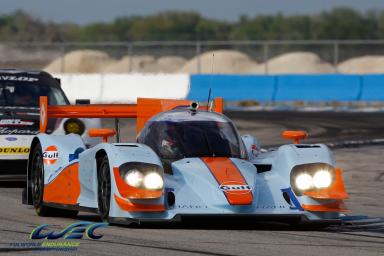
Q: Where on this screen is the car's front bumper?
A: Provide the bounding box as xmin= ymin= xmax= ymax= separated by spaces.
xmin=108 ymin=213 xmax=343 ymax=227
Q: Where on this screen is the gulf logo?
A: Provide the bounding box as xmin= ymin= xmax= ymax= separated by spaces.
xmin=43 ymin=145 xmax=59 ymax=165
xmin=219 ymin=181 xmax=252 ymax=195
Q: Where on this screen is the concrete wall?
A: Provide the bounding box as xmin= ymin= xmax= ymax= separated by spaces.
xmin=58 ymin=74 xmax=189 ymax=103
xmin=188 ymin=74 xmax=384 ymax=102
xmin=56 ymin=74 xmax=384 ymax=103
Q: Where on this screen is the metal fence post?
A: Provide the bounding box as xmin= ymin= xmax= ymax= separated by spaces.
xmin=60 ymin=44 xmax=66 ymax=73
xmin=196 ymin=42 xmax=201 ymax=73
xmin=127 ymin=43 xmax=133 ymax=73
xmin=333 ymin=42 xmax=339 ymax=73
xmin=263 ymin=43 xmax=269 ymax=75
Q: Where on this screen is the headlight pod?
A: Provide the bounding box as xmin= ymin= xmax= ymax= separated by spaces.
xmin=291 ymin=163 xmax=335 ymax=195
xmin=119 ymin=162 xmax=163 ymax=190
xmin=64 ymin=118 xmax=85 ymax=135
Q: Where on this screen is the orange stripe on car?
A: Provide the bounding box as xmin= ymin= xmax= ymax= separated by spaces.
xmin=304 ymin=168 xmax=349 ymax=200
xmin=113 ymin=167 xmax=163 ymax=199
xmin=43 ymin=162 xmax=80 ymax=205
xmin=201 ymin=157 xmax=253 ymax=206
xmin=302 ymin=200 xmax=348 ymax=212
xmin=114 ymin=194 xmax=165 ymax=212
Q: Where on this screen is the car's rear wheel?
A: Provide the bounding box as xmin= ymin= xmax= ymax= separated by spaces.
xmin=98 ymin=155 xmax=111 ymax=221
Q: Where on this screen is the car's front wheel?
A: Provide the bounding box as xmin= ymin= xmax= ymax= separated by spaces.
xmin=98 ymin=155 xmax=111 ymax=221
xmin=30 ymin=142 xmax=54 ymax=216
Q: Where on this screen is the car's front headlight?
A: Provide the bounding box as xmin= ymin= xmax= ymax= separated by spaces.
xmin=143 ymin=172 xmax=164 ymax=190
xmin=313 ymin=170 xmax=332 ymax=189
xmin=295 ymin=173 xmax=313 ymax=191
xmin=291 ymin=163 xmax=335 ymax=195
xmin=119 ymin=162 xmax=164 ymax=190
xmin=124 ymin=169 xmax=144 ymax=187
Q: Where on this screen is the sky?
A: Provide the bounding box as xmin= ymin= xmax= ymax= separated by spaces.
xmin=1 ymin=0 xmax=384 ymax=24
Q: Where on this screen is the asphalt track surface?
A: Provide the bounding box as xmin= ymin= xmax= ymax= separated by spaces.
xmin=226 ymin=110 xmax=384 ymax=147
xmin=0 ymin=111 xmax=383 ymax=255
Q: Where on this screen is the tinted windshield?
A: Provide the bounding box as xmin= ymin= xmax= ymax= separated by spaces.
xmin=139 ymin=120 xmax=243 ymax=159
xmin=0 ymin=82 xmax=67 ymax=107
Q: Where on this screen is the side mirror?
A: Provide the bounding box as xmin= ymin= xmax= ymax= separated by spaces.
xmin=241 ymin=135 xmax=261 ymax=159
xmin=75 ymin=99 xmax=91 ymax=105
xmin=88 ymin=128 xmax=116 ymax=143
xmin=282 ymin=130 xmax=308 ymax=144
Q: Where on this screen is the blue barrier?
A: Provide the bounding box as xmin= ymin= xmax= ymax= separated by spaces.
xmin=188 ymin=74 xmax=384 ymax=101
xmin=275 ymin=75 xmax=361 ymax=101
xmin=188 ymin=75 xmax=275 ymax=101
xmin=361 ymin=75 xmax=384 ymax=101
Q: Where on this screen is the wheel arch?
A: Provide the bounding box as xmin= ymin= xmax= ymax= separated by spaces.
xmin=95 ymin=148 xmax=111 ymax=220
xmin=95 ymin=149 xmax=108 ymax=173
xmin=28 ymin=137 xmax=41 ymax=182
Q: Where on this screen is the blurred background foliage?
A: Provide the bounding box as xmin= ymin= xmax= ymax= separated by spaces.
xmin=1 ymin=8 xmax=384 ymax=42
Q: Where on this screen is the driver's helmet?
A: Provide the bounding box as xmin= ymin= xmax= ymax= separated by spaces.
xmin=159 ymin=124 xmax=182 ymax=158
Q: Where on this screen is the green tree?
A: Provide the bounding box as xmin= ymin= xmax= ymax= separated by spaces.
xmin=0 ymin=8 xmax=383 ymax=42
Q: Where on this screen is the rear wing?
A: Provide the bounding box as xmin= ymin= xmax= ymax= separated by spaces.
xmin=39 ymin=96 xmax=223 ymax=135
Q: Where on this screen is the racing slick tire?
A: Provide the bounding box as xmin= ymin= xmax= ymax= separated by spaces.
xmin=30 ymin=142 xmax=78 ymax=217
xmin=97 ymin=155 xmax=111 ymax=221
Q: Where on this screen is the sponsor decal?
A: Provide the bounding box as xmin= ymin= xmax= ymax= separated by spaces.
xmin=0 ymin=127 xmax=38 ymax=135
xmin=1 ymin=106 xmax=39 ymax=110
xmin=16 ymin=112 xmax=40 ymax=116
xmin=219 ymin=182 xmax=252 ymax=195
xmin=0 ymin=147 xmax=30 ymax=154
xmin=68 ymin=147 xmax=85 ymax=162
xmin=0 ymin=119 xmax=34 ymax=126
xmin=5 ymin=137 xmax=17 ymax=141
xmin=43 ymin=146 xmax=59 ymax=165
xmin=176 ymin=204 xmax=208 ymax=209
xmin=0 ymin=76 xmax=39 ymax=82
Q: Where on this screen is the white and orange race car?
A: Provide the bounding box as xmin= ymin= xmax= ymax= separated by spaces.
xmin=23 ymin=96 xmax=349 ymax=225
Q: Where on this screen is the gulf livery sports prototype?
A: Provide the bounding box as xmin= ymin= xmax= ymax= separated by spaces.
xmin=0 ymin=69 xmax=100 ymax=181
xmin=23 ymin=96 xmax=349 ymax=225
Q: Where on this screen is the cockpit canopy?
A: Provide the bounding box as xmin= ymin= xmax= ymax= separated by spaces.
xmin=138 ymin=110 xmax=246 ymax=160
